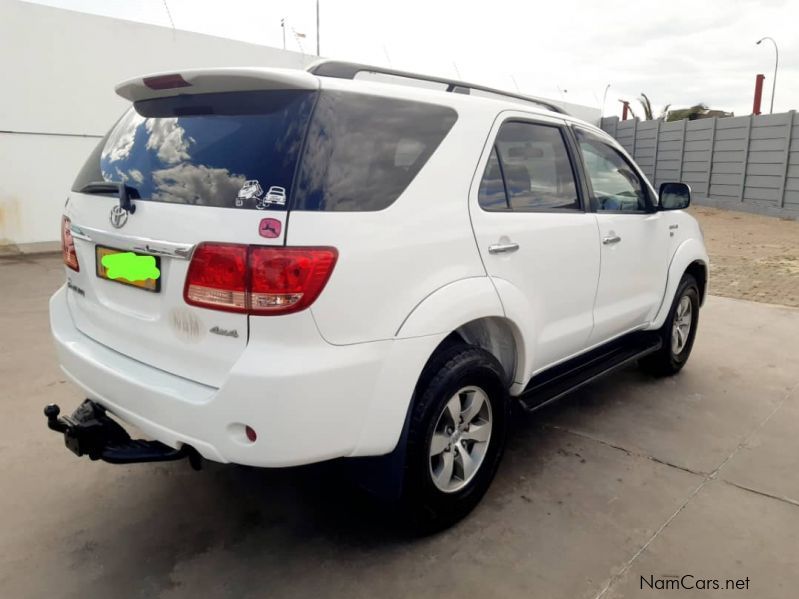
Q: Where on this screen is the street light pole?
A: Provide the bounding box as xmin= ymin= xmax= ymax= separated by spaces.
xmin=756 ymin=36 xmax=778 ymax=114
xmin=601 ymin=83 xmax=611 ymax=118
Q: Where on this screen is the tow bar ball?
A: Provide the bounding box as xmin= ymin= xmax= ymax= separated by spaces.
xmin=45 ymin=404 xmax=68 ymax=433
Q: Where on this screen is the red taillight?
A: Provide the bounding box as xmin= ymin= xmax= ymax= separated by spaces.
xmin=249 ymin=246 xmax=338 ymax=314
xmin=61 ymin=215 xmax=79 ymax=271
xmin=184 ymin=244 xmax=248 ymax=312
xmin=184 ymin=243 xmax=337 ymax=315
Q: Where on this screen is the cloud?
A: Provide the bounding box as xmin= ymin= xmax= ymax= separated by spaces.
xmin=145 ymin=118 xmax=192 ymax=164
xmin=101 ymin=110 xmax=145 ymax=162
xmin=128 ymin=168 xmax=144 ymax=184
xmin=152 ymin=164 xmax=246 ymax=206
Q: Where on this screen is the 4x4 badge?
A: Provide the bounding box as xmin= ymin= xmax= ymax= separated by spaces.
xmin=109 ymin=205 xmax=129 ymax=229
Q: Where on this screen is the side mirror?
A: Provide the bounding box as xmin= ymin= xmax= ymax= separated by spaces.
xmin=659 ymin=182 xmax=691 ymax=211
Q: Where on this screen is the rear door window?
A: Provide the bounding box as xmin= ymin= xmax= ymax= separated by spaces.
xmin=292 ymin=91 xmax=458 ymax=211
xmin=478 ymin=121 xmax=580 ymax=211
xmin=72 ymin=90 xmax=317 ymax=210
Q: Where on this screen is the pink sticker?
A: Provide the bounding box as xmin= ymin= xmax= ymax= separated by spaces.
xmin=258 ymin=218 xmax=282 ymax=239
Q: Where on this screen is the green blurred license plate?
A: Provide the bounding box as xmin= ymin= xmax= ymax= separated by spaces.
xmin=95 ymin=246 xmax=161 ymax=292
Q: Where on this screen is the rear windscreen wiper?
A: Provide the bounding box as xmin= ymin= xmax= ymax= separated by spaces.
xmin=78 ymin=181 xmax=139 ymax=213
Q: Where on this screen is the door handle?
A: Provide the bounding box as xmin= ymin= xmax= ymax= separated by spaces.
xmin=602 ymin=234 xmax=621 ymax=245
xmin=488 ymin=242 xmax=520 ymax=254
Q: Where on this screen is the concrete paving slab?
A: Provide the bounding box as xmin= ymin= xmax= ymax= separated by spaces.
xmin=719 ymin=385 xmax=799 ymax=505
xmin=1 ymin=425 xmax=701 ymax=599
xmin=2 ymin=255 xmax=799 ymax=599
xmin=604 ymin=480 xmax=799 ymax=599
xmin=542 ymin=296 xmax=799 ymax=474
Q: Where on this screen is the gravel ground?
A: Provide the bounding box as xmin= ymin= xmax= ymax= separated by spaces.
xmin=690 ymin=206 xmax=799 ymax=308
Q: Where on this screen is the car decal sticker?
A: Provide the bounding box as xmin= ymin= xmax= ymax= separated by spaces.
xmin=236 ymin=179 xmax=264 ymax=208
xmin=255 ymin=185 xmax=287 ymax=209
xmin=258 ymin=218 xmax=282 ymax=239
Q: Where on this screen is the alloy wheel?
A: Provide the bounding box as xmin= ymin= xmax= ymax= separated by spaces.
xmin=428 ymin=386 xmax=493 ymax=493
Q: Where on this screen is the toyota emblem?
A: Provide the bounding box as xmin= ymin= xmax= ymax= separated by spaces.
xmin=109 ymin=205 xmax=129 ymax=229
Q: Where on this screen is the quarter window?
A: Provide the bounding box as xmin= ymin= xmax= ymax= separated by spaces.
xmin=576 ymin=130 xmax=649 ymax=212
xmin=293 ymin=91 xmax=458 ymax=211
xmin=478 ymin=121 xmax=580 ymax=211
xmin=477 ymin=147 xmax=507 ymax=209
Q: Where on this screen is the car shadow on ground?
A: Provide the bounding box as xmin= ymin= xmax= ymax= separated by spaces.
xmin=118 ymin=364 xmax=647 ymax=546
xmin=23 ymin=364 xmax=676 ymax=597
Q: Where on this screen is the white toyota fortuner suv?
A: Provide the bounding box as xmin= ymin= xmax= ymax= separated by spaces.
xmin=47 ymin=61 xmax=708 ymax=530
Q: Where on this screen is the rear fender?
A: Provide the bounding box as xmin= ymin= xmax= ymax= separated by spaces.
xmin=353 ymin=277 xmax=506 ymax=456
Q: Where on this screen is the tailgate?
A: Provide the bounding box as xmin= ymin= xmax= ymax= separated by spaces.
xmin=62 ymin=85 xmax=317 ymax=387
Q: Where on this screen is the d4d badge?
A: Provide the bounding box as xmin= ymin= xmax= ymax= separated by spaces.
xmin=258 ymin=218 xmax=282 ymax=239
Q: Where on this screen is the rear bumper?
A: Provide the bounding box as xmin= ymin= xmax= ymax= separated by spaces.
xmin=50 ymin=285 xmax=442 ymax=467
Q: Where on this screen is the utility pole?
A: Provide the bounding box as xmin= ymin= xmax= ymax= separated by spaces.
xmin=316 ymin=0 xmax=320 ymax=56
xmin=281 ymin=18 xmax=286 ymax=50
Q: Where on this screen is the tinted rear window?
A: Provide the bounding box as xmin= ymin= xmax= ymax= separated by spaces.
xmin=72 ymin=90 xmax=316 ymax=210
xmin=292 ymin=91 xmax=458 ymax=211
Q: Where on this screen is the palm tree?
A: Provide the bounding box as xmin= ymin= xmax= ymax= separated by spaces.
xmin=639 ymin=93 xmax=655 ymax=120
xmin=639 ymin=93 xmax=671 ymax=121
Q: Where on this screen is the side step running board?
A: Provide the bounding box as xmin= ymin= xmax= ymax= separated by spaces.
xmin=519 ymin=331 xmax=662 ymax=412
xmin=44 ymin=400 xmax=202 ymax=469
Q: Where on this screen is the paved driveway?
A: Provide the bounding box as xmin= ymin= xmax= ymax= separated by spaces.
xmin=2 ymin=255 xmax=798 ymax=599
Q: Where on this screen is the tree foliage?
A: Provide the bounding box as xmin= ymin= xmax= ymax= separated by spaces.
xmin=636 ymin=95 xmax=733 ymax=122
xmin=665 ymin=103 xmax=733 ymax=121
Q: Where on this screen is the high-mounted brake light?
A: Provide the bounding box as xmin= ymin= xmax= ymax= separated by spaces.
xmin=184 ymin=243 xmax=338 ymax=315
xmin=61 ymin=215 xmax=79 ymax=271
xmin=143 ymin=73 xmax=191 ymax=90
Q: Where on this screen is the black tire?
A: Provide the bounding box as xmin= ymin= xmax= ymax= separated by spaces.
xmin=639 ymin=273 xmax=700 ymax=376
xmin=400 ymin=344 xmax=509 ymax=533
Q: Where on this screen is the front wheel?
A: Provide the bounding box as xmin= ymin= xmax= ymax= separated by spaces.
xmin=639 ymin=273 xmax=700 ymax=376
xmin=401 ymin=344 xmax=509 ymax=532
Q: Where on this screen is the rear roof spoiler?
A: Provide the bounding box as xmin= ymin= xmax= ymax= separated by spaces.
xmin=115 ymin=67 xmax=319 ymax=102
xmin=307 ymin=59 xmax=568 ymax=115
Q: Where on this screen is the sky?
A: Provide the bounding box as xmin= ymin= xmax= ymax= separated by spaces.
xmin=26 ymin=0 xmax=799 ymax=118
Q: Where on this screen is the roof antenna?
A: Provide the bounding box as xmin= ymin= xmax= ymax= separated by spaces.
xmin=452 ymin=61 xmax=462 ymax=79
xmin=292 ymin=26 xmax=307 ymax=55
xmin=161 ymin=0 xmax=176 ymax=38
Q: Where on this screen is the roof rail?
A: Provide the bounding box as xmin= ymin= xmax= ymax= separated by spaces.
xmin=307 ymin=60 xmax=568 ymax=116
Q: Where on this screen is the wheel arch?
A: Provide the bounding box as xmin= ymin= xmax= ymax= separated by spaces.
xmin=395 ymin=277 xmax=528 ymax=390
xmin=651 ymin=238 xmax=709 ymax=329
xmin=685 ymin=260 xmax=708 ymax=306
xmin=442 ymin=316 xmax=524 ymax=389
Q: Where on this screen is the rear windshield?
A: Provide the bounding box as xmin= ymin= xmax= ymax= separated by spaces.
xmin=72 ymin=90 xmax=316 ymax=210
xmin=73 ymin=89 xmax=457 ymax=212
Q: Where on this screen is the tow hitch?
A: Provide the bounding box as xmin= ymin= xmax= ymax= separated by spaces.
xmin=44 ymin=400 xmax=202 ymax=470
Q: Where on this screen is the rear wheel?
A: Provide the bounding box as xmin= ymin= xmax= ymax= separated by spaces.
xmin=401 ymin=344 xmax=509 ymax=532
xmin=639 ymin=273 xmax=700 ymax=376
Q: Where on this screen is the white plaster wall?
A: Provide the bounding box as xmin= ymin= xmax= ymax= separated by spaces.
xmin=0 ymin=0 xmax=313 ymax=250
